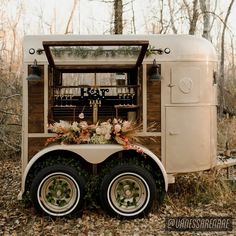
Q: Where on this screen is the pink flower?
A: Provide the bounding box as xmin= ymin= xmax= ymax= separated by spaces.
xmin=80 ymin=121 xmax=88 ymax=130
xmin=105 ymin=133 xmax=111 ymax=140
xmin=114 ymin=124 xmax=121 ymax=133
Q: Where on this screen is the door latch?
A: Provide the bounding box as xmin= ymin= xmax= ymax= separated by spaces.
xmin=169 ymin=131 xmax=179 ymax=136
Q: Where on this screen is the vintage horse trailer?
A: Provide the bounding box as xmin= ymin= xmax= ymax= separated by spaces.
xmin=19 ymin=34 xmax=218 ymax=218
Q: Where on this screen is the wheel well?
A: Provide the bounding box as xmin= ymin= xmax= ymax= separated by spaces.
xmin=25 ymin=150 xmax=91 ymax=195
xmin=24 ymin=149 xmax=165 ymax=208
xmin=98 ymin=149 xmax=166 ymax=192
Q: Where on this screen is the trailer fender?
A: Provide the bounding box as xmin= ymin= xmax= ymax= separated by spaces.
xmin=135 ymin=145 xmax=168 ymax=191
xmin=18 ymin=144 xmax=168 ymax=199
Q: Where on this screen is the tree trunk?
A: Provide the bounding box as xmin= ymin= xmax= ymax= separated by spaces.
xmin=114 ymin=0 xmax=123 ymax=34
xmin=168 ymin=0 xmax=178 ymax=34
xmin=199 ymin=0 xmax=211 ymax=40
xmin=218 ymin=0 xmax=235 ymax=117
xmin=231 ymin=36 xmax=236 ymax=87
xmin=131 ymin=0 xmax=136 ymax=34
xmin=188 ymin=0 xmax=199 ymax=35
xmin=65 ymin=0 xmax=79 ymax=34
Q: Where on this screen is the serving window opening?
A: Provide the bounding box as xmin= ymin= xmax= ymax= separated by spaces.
xmin=49 ymin=71 xmax=140 ymax=124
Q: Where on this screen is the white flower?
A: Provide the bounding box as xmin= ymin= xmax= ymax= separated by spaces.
xmin=100 ymin=122 xmax=112 ymax=134
xmin=71 ymin=122 xmax=80 ymax=132
xmin=113 ymin=118 xmax=118 ymax=124
xmin=59 ymin=120 xmax=71 ymax=127
xmin=90 ymin=134 xmax=109 ymax=144
xmin=121 ymin=121 xmax=131 ymax=132
xmin=96 ymin=127 xmax=102 ymax=135
xmin=51 ymin=120 xmax=70 ymax=133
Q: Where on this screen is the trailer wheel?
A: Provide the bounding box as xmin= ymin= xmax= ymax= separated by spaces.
xmin=100 ymin=164 xmax=156 ymax=218
xmin=30 ymin=164 xmax=85 ymax=217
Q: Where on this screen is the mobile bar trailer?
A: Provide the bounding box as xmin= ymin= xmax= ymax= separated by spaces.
xmin=18 ymin=34 xmax=232 ymax=219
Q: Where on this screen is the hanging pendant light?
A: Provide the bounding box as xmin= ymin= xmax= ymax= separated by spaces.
xmin=149 ymin=59 xmax=161 ymax=80
xmin=26 ymin=59 xmax=41 ymax=81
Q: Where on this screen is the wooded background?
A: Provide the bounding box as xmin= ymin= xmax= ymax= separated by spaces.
xmin=0 ymin=0 xmax=236 ymax=157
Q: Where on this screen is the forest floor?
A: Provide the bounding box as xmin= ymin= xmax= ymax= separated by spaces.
xmin=0 ymin=155 xmax=235 ymax=236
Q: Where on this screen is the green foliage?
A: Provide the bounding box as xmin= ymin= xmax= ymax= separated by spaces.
xmin=51 ymin=46 xmax=141 ymax=59
xmin=84 ymin=174 xmax=100 ymax=209
xmin=23 ymin=150 xmax=166 ymax=210
xmin=24 ymin=154 xmax=87 ymax=198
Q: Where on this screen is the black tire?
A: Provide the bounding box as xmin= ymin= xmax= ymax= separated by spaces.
xmin=30 ymin=164 xmax=85 ymax=217
xmin=100 ymin=164 xmax=157 ymax=218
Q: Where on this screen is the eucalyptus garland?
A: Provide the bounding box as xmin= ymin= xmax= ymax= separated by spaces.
xmin=51 ymin=46 xmax=142 ymax=59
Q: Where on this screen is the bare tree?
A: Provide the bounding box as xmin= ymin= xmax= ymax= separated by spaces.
xmin=114 ymin=0 xmax=123 ymax=34
xmin=168 ymin=0 xmax=178 ymax=34
xmin=130 ymin=0 xmax=136 ymax=34
xmin=183 ymin=0 xmax=199 ymax=35
xmin=231 ymin=36 xmax=236 ymax=87
xmin=8 ymin=4 xmax=23 ymax=73
xmin=65 ymin=0 xmax=79 ymax=34
xmin=145 ymin=0 xmax=170 ymax=34
xmin=158 ymin=0 xmax=164 ymax=34
xmin=218 ymin=0 xmax=235 ymax=117
xmin=0 ymin=0 xmax=22 ymax=157
xmin=199 ymin=0 xmax=211 ymax=40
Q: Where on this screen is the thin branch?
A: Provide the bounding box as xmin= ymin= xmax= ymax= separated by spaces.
xmin=65 ymin=0 xmax=79 ymax=34
xmin=168 ymin=0 xmax=178 ymax=34
xmin=0 ymin=109 xmax=21 ymax=116
xmin=131 ymin=0 xmax=136 ymax=34
xmin=5 ymin=123 xmax=22 ymax=126
xmin=0 ymin=137 xmax=21 ymax=151
xmin=0 ymin=94 xmax=21 ymax=99
xmin=183 ymin=0 xmax=192 ymax=20
xmin=202 ymin=11 xmax=235 ymax=36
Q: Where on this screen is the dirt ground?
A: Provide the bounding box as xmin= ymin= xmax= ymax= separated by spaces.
xmin=0 ymin=155 xmax=235 ymax=236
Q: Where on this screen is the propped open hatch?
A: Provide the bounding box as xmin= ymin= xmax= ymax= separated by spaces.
xmin=43 ymin=40 xmax=149 ymax=72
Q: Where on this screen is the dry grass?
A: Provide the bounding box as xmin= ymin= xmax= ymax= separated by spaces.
xmin=218 ymin=116 xmax=236 ymax=152
xmin=166 ymin=169 xmax=235 ymax=209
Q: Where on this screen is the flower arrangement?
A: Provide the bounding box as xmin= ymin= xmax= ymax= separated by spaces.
xmin=45 ymin=118 xmax=139 ymax=149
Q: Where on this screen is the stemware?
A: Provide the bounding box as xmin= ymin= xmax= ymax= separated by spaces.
xmin=54 ymin=88 xmax=60 ymax=106
xmin=68 ymin=88 xmax=74 ymax=106
xmin=122 ymin=88 xmax=127 ymax=106
xmin=130 ymin=88 xmax=135 ymax=106
xmin=59 ymin=88 xmax=64 ymax=107
xmin=117 ymin=87 xmax=122 ymax=105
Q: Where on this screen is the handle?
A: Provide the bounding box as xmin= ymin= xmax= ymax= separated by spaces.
xmin=169 ymin=131 xmax=179 ymax=136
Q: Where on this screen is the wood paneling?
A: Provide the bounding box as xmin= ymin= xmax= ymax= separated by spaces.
xmin=28 ymin=65 xmax=44 ymax=133
xmin=141 ymin=136 xmax=161 ymax=158
xmin=147 ymin=64 xmax=161 ymax=132
xmin=28 ymin=137 xmax=48 ymax=160
xmin=48 ymin=67 xmax=54 ymax=123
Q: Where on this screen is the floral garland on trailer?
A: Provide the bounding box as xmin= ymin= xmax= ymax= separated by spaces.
xmin=45 ymin=118 xmax=144 ymax=154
